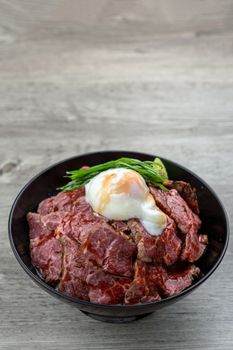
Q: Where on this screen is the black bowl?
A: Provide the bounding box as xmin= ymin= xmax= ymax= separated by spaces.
xmin=9 ymin=151 xmax=229 ymax=323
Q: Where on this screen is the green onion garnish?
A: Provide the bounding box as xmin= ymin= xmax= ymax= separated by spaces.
xmin=59 ymin=157 xmax=168 ymax=192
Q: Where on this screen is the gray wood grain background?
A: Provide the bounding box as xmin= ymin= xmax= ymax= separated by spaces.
xmin=0 ymin=1 xmax=233 ymax=349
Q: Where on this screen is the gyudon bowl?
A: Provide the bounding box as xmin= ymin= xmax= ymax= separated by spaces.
xmin=9 ymin=151 xmax=229 ymax=323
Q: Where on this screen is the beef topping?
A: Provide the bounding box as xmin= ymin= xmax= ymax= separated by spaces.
xmin=28 ymin=183 xmax=206 ymax=304
xmin=149 ymin=187 xmax=207 ymax=263
xmin=30 ymin=235 xmax=62 ymax=283
xmin=166 ymin=180 xmax=200 ymax=214
xmin=128 ymin=218 xmax=182 ymax=265
xmin=149 ymin=187 xmax=201 ymax=235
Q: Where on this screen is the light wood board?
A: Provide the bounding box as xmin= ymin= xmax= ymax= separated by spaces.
xmin=0 ymin=1 xmax=233 ymax=349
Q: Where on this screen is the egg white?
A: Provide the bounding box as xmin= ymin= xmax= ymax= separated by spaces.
xmin=85 ymin=168 xmax=167 ymax=236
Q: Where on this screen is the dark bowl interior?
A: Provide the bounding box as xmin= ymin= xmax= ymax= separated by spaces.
xmin=9 ymin=151 xmax=229 ymax=323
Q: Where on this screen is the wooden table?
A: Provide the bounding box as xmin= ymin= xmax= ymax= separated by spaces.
xmin=1 ymin=1 xmax=233 ymax=349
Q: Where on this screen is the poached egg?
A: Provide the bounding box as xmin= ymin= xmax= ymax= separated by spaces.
xmin=85 ymin=168 xmax=167 ymax=236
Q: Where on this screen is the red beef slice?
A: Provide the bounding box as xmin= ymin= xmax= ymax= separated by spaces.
xmin=38 ymin=188 xmax=85 ymax=215
xmin=28 ymin=211 xmax=65 ymax=283
xmin=27 ymin=212 xmax=66 ymax=239
xmin=125 ymin=260 xmax=150 ymax=304
xmin=126 ymin=261 xmax=200 ymax=303
xmin=125 ymin=260 xmax=200 ymax=304
xmin=79 ymin=222 xmax=137 ymax=277
xmin=146 ymin=263 xmax=200 ymax=298
xmin=128 ymin=218 xmax=181 ymax=266
xmin=181 ymin=231 xmax=208 ymax=262
xmin=166 ymin=180 xmax=200 ymax=214
xmin=162 ymin=265 xmax=200 ymax=296
xmin=58 ymin=236 xmax=130 ymax=304
xmin=149 ymin=187 xmax=206 ymax=263
xmin=58 ymin=236 xmax=89 ymax=300
xmin=56 ymin=200 xmax=107 ymax=244
xmin=103 ymin=236 xmax=137 ymax=277
xmin=149 ymin=187 xmax=201 ymax=235
xmin=86 ymin=270 xmax=130 ymax=304
xmin=30 ymin=236 xmax=62 ymax=283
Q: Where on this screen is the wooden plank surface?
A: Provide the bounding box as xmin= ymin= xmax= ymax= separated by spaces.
xmin=0 ymin=1 xmax=233 ymax=349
